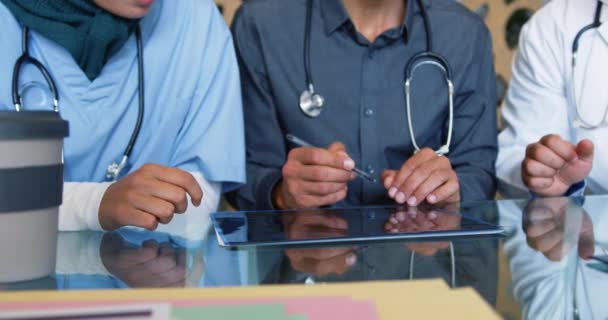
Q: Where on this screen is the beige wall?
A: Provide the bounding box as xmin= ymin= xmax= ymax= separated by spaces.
xmin=215 ymin=0 xmax=241 ymax=25
xmin=462 ymin=0 xmax=543 ymax=81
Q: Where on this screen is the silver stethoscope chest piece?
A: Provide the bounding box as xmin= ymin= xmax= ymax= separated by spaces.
xmin=299 ymin=84 xmax=325 ymax=118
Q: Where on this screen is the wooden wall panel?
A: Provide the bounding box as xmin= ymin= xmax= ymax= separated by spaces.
xmin=462 ymin=0 xmax=543 ymax=80
xmin=215 ymin=0 xmax=242 ymax=25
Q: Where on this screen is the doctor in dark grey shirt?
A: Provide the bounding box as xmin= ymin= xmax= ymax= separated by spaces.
xmin=232 ymin=0 xmax=498 ymax=211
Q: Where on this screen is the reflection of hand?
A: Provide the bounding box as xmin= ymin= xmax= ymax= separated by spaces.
xmin=283 ymin=212 xmax=357 ymax=276
xmin=384 ymin=207 xmax=461 ymax=256
xmin=382 ymin=149 xmax=459 ymax=207
xmin=274 ymin=142 xmax=355 ymax=209
xmin=524 ymin=198 xmax=595 ymax=261
xmin=99 ymin=164 xmax=203 ymax=231
xmin=100 ymin=233 xmax=189 ymax=288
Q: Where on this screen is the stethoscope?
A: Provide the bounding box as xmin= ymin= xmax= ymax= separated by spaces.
xmin=299 ymin=0 xmax=454 ymax=156
xmin=12 ymin=26 xmax=145 ymax=181
xmin=571 ymin=1 xmax=606 ymax=129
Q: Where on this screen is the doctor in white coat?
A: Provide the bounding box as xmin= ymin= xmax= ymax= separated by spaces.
xmin=497 ymin=0 xmax=608 ymax=197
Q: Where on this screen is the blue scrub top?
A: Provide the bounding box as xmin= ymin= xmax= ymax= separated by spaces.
xmin=0 ymin=0 xmax=246 ymax=190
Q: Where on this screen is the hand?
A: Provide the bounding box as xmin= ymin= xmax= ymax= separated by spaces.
xmin=523 ymin=198 xmax=595 ymax=261
xmin=382 ymin=148 xmax=459 ymax=207
xmin=283 ymin=212 xmax=357 ymax=276
xmin=522 ymin=135 xmax=594 ymax=197
xmin=384 ymin=206 xmax=461 ymax=256
xmin=274 ymin=142 xmax=355 ymax=209
xmin=99 ymin=164 xmax=203 ymax=231
xmin=100 ymin=233 xmax=189 ymax=288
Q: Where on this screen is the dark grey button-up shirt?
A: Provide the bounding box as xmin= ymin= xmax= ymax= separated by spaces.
xmin=232 ymin=0 xmax=497 ymax=210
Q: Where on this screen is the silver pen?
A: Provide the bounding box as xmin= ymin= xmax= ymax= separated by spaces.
xmin=286 ymin=134 xmax=378 ymax=183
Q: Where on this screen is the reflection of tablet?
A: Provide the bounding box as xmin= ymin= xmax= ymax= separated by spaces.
xmin=211 ymin=205 xmax=505 ymax=248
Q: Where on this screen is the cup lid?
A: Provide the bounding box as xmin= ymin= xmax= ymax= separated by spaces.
xmin=0 ymin=111 xmax=69 ymax=140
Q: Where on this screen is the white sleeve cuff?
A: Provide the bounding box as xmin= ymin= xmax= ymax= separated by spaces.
xmin=153 ymin=171 xmax=221 ymax=240
xmin=59 ymin=182 xmax=113 ymax=232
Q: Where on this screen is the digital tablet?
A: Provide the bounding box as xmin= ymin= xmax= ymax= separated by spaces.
xmin=211 ymin=205 xmax=505 ymax=248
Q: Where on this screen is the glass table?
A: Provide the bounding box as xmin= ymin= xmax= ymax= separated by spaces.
xmin=2 ymin=195 xmax=608 ymax=320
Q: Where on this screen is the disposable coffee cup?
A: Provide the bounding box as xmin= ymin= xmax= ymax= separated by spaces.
xmin=0 ymin=111 xmax=69 ymax=283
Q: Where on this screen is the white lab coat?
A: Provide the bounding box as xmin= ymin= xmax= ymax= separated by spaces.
xmin=497 ymin=0 xmax=608 ymax=197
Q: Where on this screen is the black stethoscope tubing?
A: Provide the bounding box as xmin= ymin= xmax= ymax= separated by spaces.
xmin=301 ymin=0 xmax=454 ymax=155
xmin=570 ymin=1 xmax=607 ymax=129
xmin=302 ymin=0 xmax=448 ymax=86
xmin=572 ymin=1 xmax=603 ymax=61
xmin=12 ymin=25 xmax=145 ymax=181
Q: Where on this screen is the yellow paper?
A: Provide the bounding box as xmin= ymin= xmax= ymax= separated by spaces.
xmin=0 ymin=280 xmax=499 ymax=319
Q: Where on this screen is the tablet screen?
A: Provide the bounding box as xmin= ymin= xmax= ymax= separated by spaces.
xmin=211 ymin=205 xmax=504 ymax=248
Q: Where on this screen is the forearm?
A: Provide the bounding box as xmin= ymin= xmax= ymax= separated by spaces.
xmin=59 ymin=171 xmax=220 ymax=233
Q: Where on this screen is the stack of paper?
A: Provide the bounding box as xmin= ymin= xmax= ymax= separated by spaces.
xmin=0 ymin=280 xmax=499 ymax=319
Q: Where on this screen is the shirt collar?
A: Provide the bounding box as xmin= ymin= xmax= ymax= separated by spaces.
xmin=321 ymin=0 xmax=432 ymax=37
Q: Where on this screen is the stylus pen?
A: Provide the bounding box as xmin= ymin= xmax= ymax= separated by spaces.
xmin=286 ymin=134 xmax=378 ymax=183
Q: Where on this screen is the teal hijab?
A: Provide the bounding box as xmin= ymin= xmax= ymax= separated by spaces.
xmin=1 ymin=0 xmax=139 ymax=80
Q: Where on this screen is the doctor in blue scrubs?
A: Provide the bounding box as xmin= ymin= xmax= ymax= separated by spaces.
xmin=0 ymin=0 xmax=245 ymax=231
xmin=232 ymin=0 xmax=498 ymax=211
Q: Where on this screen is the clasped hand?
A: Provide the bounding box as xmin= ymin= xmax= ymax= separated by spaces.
xmin=275 ymin=144 xmax=460 ymax=209
xmin=99 ymin=164 xmax=204 ymax=231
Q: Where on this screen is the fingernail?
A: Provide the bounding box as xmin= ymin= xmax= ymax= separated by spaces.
xmin=389 ymin=187 xmax=398 ymax=198
xmin=427 ymin=195 xmax=437 ymax=203
xmin=390 ymin=217 xmax=398 ymax=224
xmin=350 ymin=172 xmax=357 ymax=180
xmin=346 ymin=254 xmax=357 ymax=266
xmin=396 ymin=192 xmax=406 ymax=204
xmin=384 ymin=176 xmax=394 ymax=188
xmin=397 ymin=212 xmax=405 ymax=222
xmin=344 ymin=159 xmax=355 ymax=170
xmin=428 ymin=212 xmax=438 ymax=219
xmin=407 ymin=196 xmax=417 ymax=206
xmin=391 ymin=228 xmax=399 ymax=233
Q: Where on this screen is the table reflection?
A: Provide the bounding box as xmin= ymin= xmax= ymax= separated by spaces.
xmin=100 ymin=232 xmax=202 ymax=288
xmin=282 ymin=211 xmax=356 ymax=277
xmin=501 ymin=197 xmax=608 ymax=319
xmin=274 ymin=206 xmax=498 ymax=305
xmin=523 ymin=198 xmax=595 ymax=261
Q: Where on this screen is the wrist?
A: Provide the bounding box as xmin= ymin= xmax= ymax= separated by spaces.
xmin=272 ymin=180 xmax=288 ymax=209
xmin=530 ymin=183 xmax=571 ymax=198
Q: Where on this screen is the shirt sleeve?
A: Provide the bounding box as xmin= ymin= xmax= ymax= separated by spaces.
xmin=449 ymin=24 xmax=498 ymax=202
xmin=497 ymin=9 xmax=572 ymax=198
xmin=230 ymin=5 xmax=286 ymax=210
xmin=59 ymin=171 xmax=221 ymax=232
xmin=170 ymin=1 xmax=246 ymax=192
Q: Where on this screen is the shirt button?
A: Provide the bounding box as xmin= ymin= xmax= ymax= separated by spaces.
xmin=366 ymin=165 xmax=375 ymax=175
xmin=364 ymin=108 xmax=374 ymax=117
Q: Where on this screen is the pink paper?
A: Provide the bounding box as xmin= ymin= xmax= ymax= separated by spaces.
xmin=0 ymin=296 xmax=378 ymax=320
